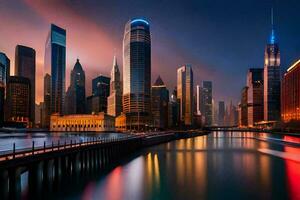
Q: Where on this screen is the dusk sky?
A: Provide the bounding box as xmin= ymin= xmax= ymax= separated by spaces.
xmin=1 ymin=0 xmax=300 ymax=105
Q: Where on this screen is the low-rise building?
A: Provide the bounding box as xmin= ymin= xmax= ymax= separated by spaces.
xmin=50 ymin=113 xmax=115 ymax=132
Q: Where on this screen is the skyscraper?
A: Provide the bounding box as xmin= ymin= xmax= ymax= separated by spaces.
xmin=151 ymin=76 xmax=169 ymax=129
xmin=218 ymin=101 xmax=225 ymax=126
xmin=108 ymin=56 xmax=122 ymax=117
xmin=169 ymin=88 xmax=180 ymax=127
xmin=177 ymin=65 xmax=193 ymax=126
xmin=92 ymin=75 xmax=110 ymax=113
xmin=201 ymin=81 xmax=212 ymax=126
xmin=5 ymin=76 xmax=30 ymax=127
xmin=0 ymin=52 xmax=10 ymax=87
xmin=122 ymin=18 xmax=151 ymax=130
xmin=240 ymin=86 xmax=248 ymax=127
xmin=44 ymin=24 xmax=66 ymax=115
xmin=264 ymin=9 xmax=281 ymax=122
xmin=15 ymin=45 xmax=36 ymax=127
xmin=66 ymin=59 xmax=86 ymax=114
xmin=247 ymin=68 xmax=264 ymax=126
xmin=0 ymin=83 xmax=4 ymax=127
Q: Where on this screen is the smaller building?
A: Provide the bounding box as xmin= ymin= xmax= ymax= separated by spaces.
xmin=50 ymin=113 xmax=115 ymax=132
xmin=115 ymin=113 xmax=151 ymax=131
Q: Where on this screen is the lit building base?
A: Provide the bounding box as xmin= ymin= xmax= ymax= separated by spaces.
xmin=115 ymin=113 xmax=152 ymax=131
xmin=50 ymin=113 xmax=115 ymax=132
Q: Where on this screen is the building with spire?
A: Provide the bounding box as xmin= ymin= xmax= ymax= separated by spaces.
xmin=65 ymin=59 xmax=86 ymax=114
xmin=108 ymin=56 xmax=122 ymax=117
xmin=151 ymin=76 xmax=169 ymax=129
xmin=264 ymin=8 xmax=281 ymax=122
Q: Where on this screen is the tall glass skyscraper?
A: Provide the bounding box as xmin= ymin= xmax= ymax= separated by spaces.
xmin=177 ymin=65 xmax=193 ymax=126
xmin=15 ymin=45 xmax=36 ymax=127
xmin=122 ymin=18 xmax=151 ymax=129
xmin=264 ymin=10 xmax=281 ymax=121
xmin=44 ymin=24 xmax=66 ymax=115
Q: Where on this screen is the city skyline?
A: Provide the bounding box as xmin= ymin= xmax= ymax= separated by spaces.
xmin=2 ymin=0 xmax=300 ymax=104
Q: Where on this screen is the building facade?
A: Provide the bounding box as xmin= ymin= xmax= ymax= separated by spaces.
xmin=65 ymin=59 xmax=86 ymax=114
xmin=92 ymin=75 xmax=110 ymax=113
xmin=122 ymin=18 xmax=151 ymax=130
xmin=44 ymin=24 xmax=66 ymax=115
xmin=5 ymin=76 xmax=30 ymax=127
xmin=264 ymin=17 xmax=281 ymax=122
xmin=0 ymin=83 xmax=4 ymax=127
xmin=177 ymin=65 xmax=193 ymax=126
xmin=247 ymin=68 xmax=264 ymax=127
xmin=201 ymin=81 xmax=212 ymax=126
xmin=50 ymin=113 xmax=115 ymax=132
xmin=107 ymin=56 xmax=122 ymax=117
xmin=151 ymin=76 xmax=169 ymax=129
xmin=281 ymin=59 xmax=300 ymax=122
xmin=15 ymin=45 xmax=36 ymax=127
xmin=168 ymin=88 xmax=180 ymax=127
xmin=42 ymin=74 xmax=51 ymax=128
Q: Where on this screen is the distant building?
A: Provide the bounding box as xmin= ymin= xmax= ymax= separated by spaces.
xmin=107 ymin=56 xmax=122 ymax=117
xmin=177 ymin=65 xmax=193 ymax=126
xmin=151 ymin=76 xmax=169 ymax=129
xmin=65 ymin=59 xmax=86 ymax=114
xmin=247 ymin=68 xmax=264 ymax=127
xmin=228 ymin=101 xmax=238 ymax=126
xmin=196 ymin=85 xmax=201 ymax=115
xmin=218 ymin=101 xmax=225 ymax=126
xmin=168 ymin=88 xmax=180 ymax=127
xmin=44 ymin=24 xmax=66 ymax=115
xmin=5 ymin=76 xmax=30 ymax=127
xmin=50 ymin=113 xmax=115 ymax=132
xmin=281 ymin=59 xmax=300 ymax=122
xmin=42 ymin=74 xmax=51 ymax=128
xmin=0 ymin=52 xmax=10 ymax=87
xmin=35 ymin=102 xmax=43 ymax=128
xmin=264 ymin=12 xmax=281 ymax=122
xmin=239 ymin=87 xmax=248 ymax=127
xmin=15 ymin=45 xmax=36 ymax=127
xmin=122 ymin=18 xmax=151 ymax=130
xmin=201 ymin=81 xmax=212 ymax=126
xmin=92 ymin=75 xmax=110 ymax=113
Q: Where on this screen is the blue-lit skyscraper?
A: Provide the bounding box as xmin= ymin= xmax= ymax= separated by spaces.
xmin=44 ymin=24 xmax=66 ymax=115
xmin=264 ymin=9 xmax=281 ymax=121
xmin=122 ymin=18 xmax=151 ymax=130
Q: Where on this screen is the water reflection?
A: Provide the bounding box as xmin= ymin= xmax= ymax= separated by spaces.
xmin=90 ymin=131 xmax=298 ymax=200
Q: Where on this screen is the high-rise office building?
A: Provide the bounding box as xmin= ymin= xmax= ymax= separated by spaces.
xmin=15 ymin=45 xmax=36 ymax=127
xmin=151 ymin=76 xmax=169 ymax=129
xmin=247 ymin=68 xmax=264 ymax=126
xmin=92 ymin=75 xmax=110 ymax=113
xmin=201 ymin=81 xmax=212 ymax=126
xmin=5 ymin=76 xmax=30 ymax=127
xmin=177 ymin=65 xmax=193 ymax=126
xmin=122 ymin=18 xmax=151 ymax=130
xmin=44 ymin=24 xmax=66 ymax=115
xmin=0 ymin=52 xmax=10 ymax=87
xmin=281 ymin=59 xmax=300 ymax=122
xmin=108 ymin=56 xmax=122 ymax=117
xmin=169 ymin=88 xmax=180 ymax=127
xmin=218 ymin=101 xmax=225 ymax=126
xmin=264 ymin=9 xmax=281 ymax=122
xmin=65 ymin=59 xmax=86 ymax=114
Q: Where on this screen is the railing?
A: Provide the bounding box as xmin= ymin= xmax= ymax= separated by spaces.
xmin=0 ymin=135 xmax=141 ymax=162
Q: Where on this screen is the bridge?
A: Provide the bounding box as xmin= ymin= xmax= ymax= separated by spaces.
xmin=0 ymin=131 xmax=205 ymax=199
